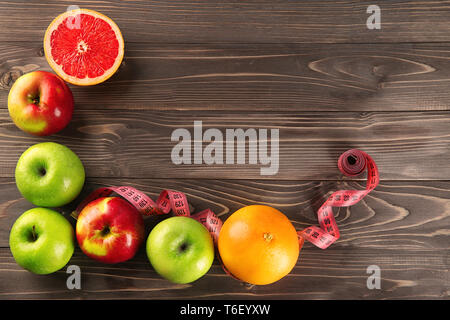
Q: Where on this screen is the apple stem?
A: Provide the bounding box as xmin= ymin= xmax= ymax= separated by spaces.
xmin=38 ymin=167 xmax=46 ymax=176
xmin=27 ymin=93 xmax=40 ymax=105
xmin=100 ymin=225 xmax=110 ymax=237
xmin=179 ymin=243 xmax=188 ymax=253
xmin=31 ymin=225 xmax=37 ymax=241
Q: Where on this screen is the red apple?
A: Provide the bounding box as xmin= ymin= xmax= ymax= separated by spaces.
xmin=8 ymin=70 xmax=74 ymax=136
xmin=76 ymin=197 xmax=145 ymax=264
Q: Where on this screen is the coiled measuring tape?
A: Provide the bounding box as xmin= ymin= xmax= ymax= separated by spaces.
xmin=297 ymin=149 xmax=379 ymax=249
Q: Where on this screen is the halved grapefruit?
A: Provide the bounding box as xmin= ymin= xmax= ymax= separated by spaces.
xmin=44 ymin=9 xmax=124 ymax=86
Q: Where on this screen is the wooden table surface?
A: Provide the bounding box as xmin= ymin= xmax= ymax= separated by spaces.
xmin=0 ymin=0 xmax=449 ymax=300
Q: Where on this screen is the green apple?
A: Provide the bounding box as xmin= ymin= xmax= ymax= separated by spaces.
xmin=146 ymin=216 xmax=215 ymax=284
xmin=9 ymin=207 xmax=75 ymax=274
xmin=15 ymin=142 xmax=85 ymax=207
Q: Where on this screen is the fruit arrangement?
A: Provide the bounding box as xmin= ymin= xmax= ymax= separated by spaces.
xmin=6 ymin=8 xmax=379 ymax=286
xmin=6 ymin=8 xmax=227 ymax=284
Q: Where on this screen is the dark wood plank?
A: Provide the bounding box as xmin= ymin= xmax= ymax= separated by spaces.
xmin=0 ymin=178 xmax=448 ymax=299
xmin=0 ymin=247 xmax=447 ymax=299
xmin=0 ymin=109 xmax=449 ymax=180
xmin=3 ymin=42 xmax=450 ymax=111
xmin=0 ymin=1 xmax=450 ymax=44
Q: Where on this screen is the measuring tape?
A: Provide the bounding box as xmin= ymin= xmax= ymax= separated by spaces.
xmin=71 ymin=149 xmax=379 ymax=273
xmin=297 ymin=149 xmax=379 ymax=249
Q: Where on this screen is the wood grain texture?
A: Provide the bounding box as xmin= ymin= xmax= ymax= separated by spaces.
xmin=3 ymin=42 xmax=450 ymax=111
xmin=0 ymin=247 xmax=448 ymax=299
xmin=1 ymin=0 xmax=450 ymax=44
xmin=0 ymin=178 xmax=448 ymax=299
xmin=0 ymin=0 xmax=449 ymax=301
xmin=0 ymin=109 xmax=448 ymax=180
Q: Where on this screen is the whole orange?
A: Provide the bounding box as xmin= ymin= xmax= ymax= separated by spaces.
xmin=218 ymin=205 xmax=301 ymax=285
